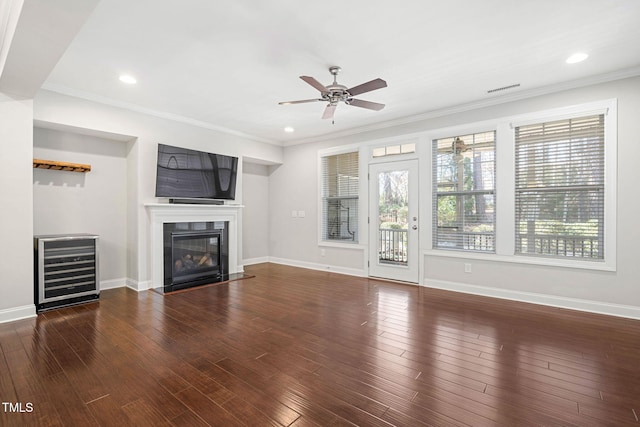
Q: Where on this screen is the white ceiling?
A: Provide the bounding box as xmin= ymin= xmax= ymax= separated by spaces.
xmin=42 ymin=0 xmax=640 ymax=146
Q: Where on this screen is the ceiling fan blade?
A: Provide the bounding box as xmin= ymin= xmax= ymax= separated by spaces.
xmin=300 ymin=76 xmax=328 ymax=93
xmin=348 ymin=99 xmax=385 ymax=111
xmin=279 ymin=98 xmax=322 ymax=105
xmin=322 ymin=104 xmax=336 ymax=120
xmin=347 ymin=78 xmax=387 ymax=97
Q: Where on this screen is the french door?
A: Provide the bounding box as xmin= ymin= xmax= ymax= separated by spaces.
xmin=369 ymin=160 xmax=419 ymax=283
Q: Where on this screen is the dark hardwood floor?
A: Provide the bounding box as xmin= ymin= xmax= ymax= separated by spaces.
xmin=2 ymin=263 xmax=640 ymax=426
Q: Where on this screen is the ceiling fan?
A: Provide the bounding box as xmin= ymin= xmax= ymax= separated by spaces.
xmin=279 ymin=66 xmax=387 ymax=121
xmin=441 ymin=137 xmax=472 ymax=155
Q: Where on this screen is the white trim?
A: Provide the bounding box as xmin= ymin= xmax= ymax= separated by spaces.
xmin=145 ymin=203 xmax=243 ymax=292
xmin=420 ymin=98 xmax=617 ymax=271
xmin=318 ymin=242 xmax=366 ymax=250
xmin=423 ymin=249 xmax=615 ymax=272
xmin=509 ymin=99 xmax=617 ymax=270
xmin=603 ymin=100 xmax=618 ymax=271
xmin=368 ymin=151 xmax=419 ymax=165
xmin=430 ymin=128 xmax=498 ymax=254
xmin=421 ymin=119 xmax=500 ymax=143
xmin=425 ymin=278 xmax=640 ymax=320
xmin=100 ymin=278 xmax=127 ymax=290
xmin=41 ymin=84 xmax=280 ymax=146
xmin=312 ymin=99 xmax=618 ymax=293
xmin=243 ymin=256 xmax=270 ymax=266
xmin=368 ymin=159 xmax=420 ymax=283
xmin=495 ymin=122 xmax=516 ymax=256
xmin=125 ymin=278 xmax=151 ymax=292
xmin=509 ymin=101 xmax=612 ymax=128
xmin=318 ymin=143 xmax=364 ymax=157
xmin=317 ymin=149 xmax=361 ymax=246
xmin=0 ymin=304 xmax=36 ymax=324
xmin=269 ymin=257 xmax=365 ymax=278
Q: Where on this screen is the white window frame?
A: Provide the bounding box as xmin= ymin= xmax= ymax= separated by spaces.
xmin=432 ymin=130 xmax=497 ymax=253
xmin=318 ymin=145 xmax=367 ymax=248
xmin=424 ymin=99 xmax=617 ymax=272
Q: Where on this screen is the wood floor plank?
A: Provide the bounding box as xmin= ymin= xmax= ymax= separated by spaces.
xmin=86 ymin=394 xmax=131 ymax=426
xmin=39 ymin=372 xmax=98 ymax=426
xmin=2 ymin=262 xmax=640 ymax=426
xmin=196 ymin=358 xmax=302 ymax=426
xmin=121 ymin=398 xmax=173 ymax=426
xmin=173 ymin=386 xmax=245 ymax=426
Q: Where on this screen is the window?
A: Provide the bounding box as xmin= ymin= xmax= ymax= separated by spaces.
xmin=515 ymin=114 xmax=605 ymax=259
xmin=433 ymin=131 xmax=496 ymax=252
xmin=372 ymin=143 xmax=416 ymax=158
xmin=321 ymin=151 xmax=359 ymax=242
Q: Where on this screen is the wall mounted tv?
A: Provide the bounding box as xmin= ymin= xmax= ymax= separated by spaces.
xmin=155 ymin=143 xmax=238 ymax=201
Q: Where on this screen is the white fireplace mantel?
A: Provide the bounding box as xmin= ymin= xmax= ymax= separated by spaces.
xmin=145 ymin=203 xmax=243 ymax=291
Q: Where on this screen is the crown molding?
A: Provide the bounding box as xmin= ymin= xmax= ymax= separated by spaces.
xmin=40 ymin=65 xmax=640 ymax=149
xmin=39 ymin=83 xmax=283 ymax=147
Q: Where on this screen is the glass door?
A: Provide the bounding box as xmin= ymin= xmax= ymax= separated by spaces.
xmin=369 ymin=160 xmax=419 ymax=282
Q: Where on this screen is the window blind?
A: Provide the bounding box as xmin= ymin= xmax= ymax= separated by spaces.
xmin=321 ymin=152 xmax=359 ymax=242
xmin=515 ymin=114 xmax=605 ymax=259
xmin=432 ymin=131 xmax=496 ymax=252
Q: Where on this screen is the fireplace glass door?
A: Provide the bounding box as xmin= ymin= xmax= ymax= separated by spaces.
xmin=163 ymin=221 xmax=229 ymax=292
xmin=171 ymin=231 xmax=221 ymax=285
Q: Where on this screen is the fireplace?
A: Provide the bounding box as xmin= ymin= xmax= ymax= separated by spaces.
xmin=145 ymin=203 xmax=242 ymax=293
xmin=163 ymin=222 xmax=228 ymax=292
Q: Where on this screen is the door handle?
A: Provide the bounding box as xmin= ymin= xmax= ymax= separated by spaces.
xmin=412 ymin=225 xmax=418 ymax=230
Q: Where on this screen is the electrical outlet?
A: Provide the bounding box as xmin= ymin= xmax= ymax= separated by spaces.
xmin=464 ymin=263 xmax=472 ymax=273
xmin=291 ymin=210 xmax=298 ymax=218
xmin=320 ymin=248 xmax=326 ymax=257
xmin=298 ymin=210 xmax=306 ymax=218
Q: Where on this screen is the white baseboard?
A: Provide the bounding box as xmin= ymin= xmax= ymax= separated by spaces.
xmin=0 ymin=304 xmax=36 ymax=324
xmin=268 ymin=257 xmax=365 ymax=278
xmin=425 ymin=279 xmax=640 ymax=320
xmin=243 ymin=256 xmax=270 ymax=266
xmin=100 ymin=278 xmax=127 ymax=290
xmin=125 ymin=278 xmax=152 ymax=292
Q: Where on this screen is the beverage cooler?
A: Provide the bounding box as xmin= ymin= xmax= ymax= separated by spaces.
xmin=34 ymin=234 xmax=100 ymax=312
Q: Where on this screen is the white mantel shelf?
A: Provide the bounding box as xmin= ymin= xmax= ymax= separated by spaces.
xmin=145 ymin=203 xmax=244 ymax=292
xmin=145 ymin=202 xmax=244 ymax=210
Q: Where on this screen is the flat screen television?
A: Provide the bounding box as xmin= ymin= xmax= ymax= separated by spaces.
xmin=155 ymin=143 xmax=238 ymax=201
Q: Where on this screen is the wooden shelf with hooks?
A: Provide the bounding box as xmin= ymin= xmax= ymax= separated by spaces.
xmin=33 ymin=159 xmax=91 ymax=173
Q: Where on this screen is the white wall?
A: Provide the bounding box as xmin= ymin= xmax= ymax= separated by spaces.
xmin=268 ymin=142 xmax=365 ymax=274
xmin=242 ymin=162 xmax=270 ymax=264
xmin=33 ymin=89 xmax=283 ymax=290
xmin=269 ymin=76 xmax=640 ymax=318
xmin=4 ymin=77 xmax=638 ymax=321
xmin=0 ymin=93 xmax=35 ymax=322
xmin=33 ymin=127 xmax=128 ymax=287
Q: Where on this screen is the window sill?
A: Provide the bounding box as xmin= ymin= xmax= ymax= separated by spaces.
xmin=423 ymin=249 xmax=616 ymax=272
xmin=319 ymin=241 xmax=366 ymax=250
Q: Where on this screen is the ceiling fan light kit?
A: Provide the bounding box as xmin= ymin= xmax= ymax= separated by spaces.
xmin=279 ymin=66 xmax=387 ymax=121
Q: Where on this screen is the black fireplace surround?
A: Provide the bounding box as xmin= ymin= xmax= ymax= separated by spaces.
xmin=163 ymin=221 xmax=229 ymax=292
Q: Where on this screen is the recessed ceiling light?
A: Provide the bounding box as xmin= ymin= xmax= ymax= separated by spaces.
xmin=119 ymin=75 xmax=137 ymax=84
xmin=566 ymin=53 xmax=588 ymax=64
xmin=284 ymin=126 xmax=295 ymax=133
